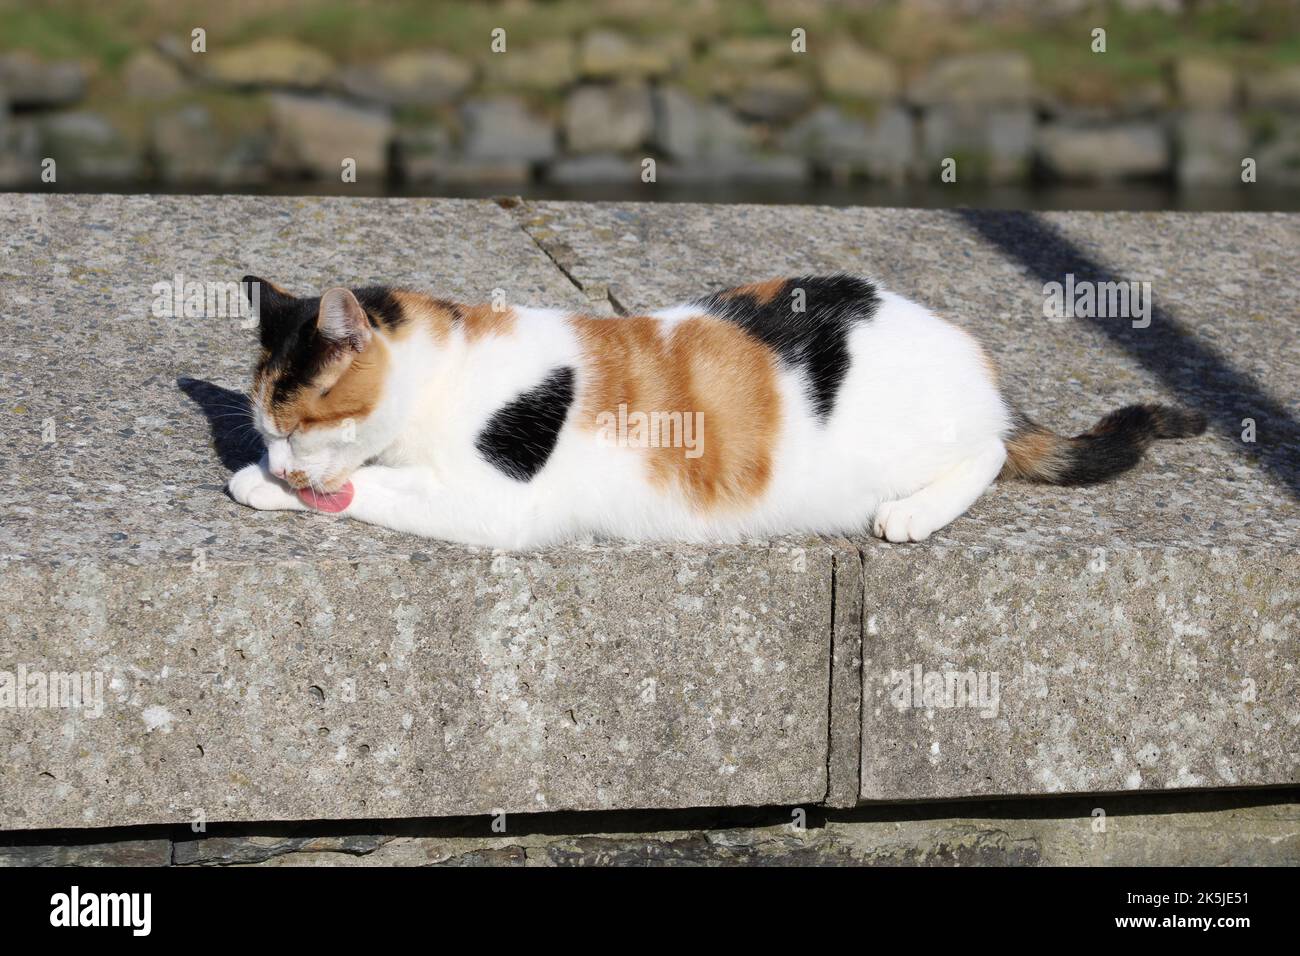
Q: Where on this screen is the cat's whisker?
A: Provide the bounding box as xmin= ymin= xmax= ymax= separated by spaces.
xmin=205 ymin=411 xmax=255 ymax=421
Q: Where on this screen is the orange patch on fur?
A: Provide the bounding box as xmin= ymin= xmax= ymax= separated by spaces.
xmin=1002 ymin=425 xmax=1065 ymax=482
xmin=457 ymin=302 xmax=517 ymax=343
xmin=722 ymin=278 xmax=786 ymax=306
xmin=570 ymin=314 xmax=780 ymax=510
xmin=269 ymin=336 xmax=391 ymax=434
xmin=389 ymin=290 xmax=454 ymax=342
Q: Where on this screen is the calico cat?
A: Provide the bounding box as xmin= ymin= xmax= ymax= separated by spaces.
xmin=227 ymin=274 xmax=1206 ymax=547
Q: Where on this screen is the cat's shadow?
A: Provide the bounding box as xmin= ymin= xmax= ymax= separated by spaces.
xmin=177 ymin=377 xmax=264 ymax=472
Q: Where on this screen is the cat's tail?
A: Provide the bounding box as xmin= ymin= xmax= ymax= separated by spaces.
xmin=1000 ymin=403 xmax=1207 ymax=485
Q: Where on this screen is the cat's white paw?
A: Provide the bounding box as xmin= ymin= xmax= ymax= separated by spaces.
xmin=872 ymin=499 xmax=935 ymax=543
xmin=228 ymin=463 xmax=306 ymax=511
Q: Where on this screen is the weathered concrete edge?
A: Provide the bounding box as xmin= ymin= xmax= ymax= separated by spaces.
xmin=5 ymin=788 xmax=1300 ymax=866
xmin=825 ymin=540 xmax=864 ymax=808
xmin=0 ymin=541 xmax=841 ymax=831
xmin=855 ymin=544 xmax=1300 ymax=803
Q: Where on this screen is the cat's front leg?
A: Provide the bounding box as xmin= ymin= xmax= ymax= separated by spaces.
xmin=313 ymin=464 xmax=540 ymax=548
xmin=228 ymin=454 xmax=308 ymax=512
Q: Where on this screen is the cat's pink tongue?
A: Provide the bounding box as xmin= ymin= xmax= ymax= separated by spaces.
xmin=297 ymin=482 xmax=354 ymax=513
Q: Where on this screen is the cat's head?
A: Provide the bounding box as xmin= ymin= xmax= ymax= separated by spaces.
xmin=243 ymin=276 xmax=400 ymax=493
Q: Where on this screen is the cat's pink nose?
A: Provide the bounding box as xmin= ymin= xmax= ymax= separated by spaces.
xmin=270 ymin=466 xmax=286 ymax=479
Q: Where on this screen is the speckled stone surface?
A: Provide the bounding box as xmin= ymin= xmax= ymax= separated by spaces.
xmin=1 ymin=547 xmax=830 ymax=829
xmin=0 ymin=195 xmax=1296 ymax=827
xmin=859 ymin=546 xmax=1298 ymax=800
xmin=0 ymin=194 xmax=833 ymax=829
xmin=514 ymin=200 xmax=1299 ymax=801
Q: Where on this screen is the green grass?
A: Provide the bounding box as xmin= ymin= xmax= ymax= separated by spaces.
xmin=0 ymin=0 xmax=1296 ymax=106
xmin=221 ymin=0 xmax=707 ymax=59
xmin=0 ymin=0 xmax=144 ymax=67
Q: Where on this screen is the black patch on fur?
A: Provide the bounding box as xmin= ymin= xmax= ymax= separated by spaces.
xmin=695 ymin=274 xmax=878 ymax=420
xmin=446 ymin=302 xmax=471 ymax=328
xmin=1015 ymin=403 xmax=1208 ymax=486
xmin=476 ymin=366 xmax=576 ymax=481
xmin=353 ymin=286 xmax=406 ymax=331
xmin=245 ymin=275 xmax=314 ymax=349
xmin=244 ymin=278 xmax=410 ymax=401
xmin=1065 ymin=403 xmax=1207 ymax=484
xmin=244 ymin=276 xmax=326 ymax=402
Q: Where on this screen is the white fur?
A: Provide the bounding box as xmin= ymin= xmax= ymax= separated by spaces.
xmin=228 ymin=282 xmax=1013 ymax=547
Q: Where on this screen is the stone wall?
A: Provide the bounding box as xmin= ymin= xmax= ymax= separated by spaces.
xmin=2 ymin=194 xmax=1296 ymax=836
xmin=2 ymin=15 xmax=1299 ymax=191
xmin=3 ymin=790 xmax=1297 ymax=866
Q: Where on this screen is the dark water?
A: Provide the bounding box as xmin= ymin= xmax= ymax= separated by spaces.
xmin=7 ymin=180 xmax=1298 ymax=211
xmin=423 ymin=181 xmax=1300 ymax=212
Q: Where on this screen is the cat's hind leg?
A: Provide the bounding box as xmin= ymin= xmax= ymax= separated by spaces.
xmin=872 ymin=439 xmax=1006 ymax=543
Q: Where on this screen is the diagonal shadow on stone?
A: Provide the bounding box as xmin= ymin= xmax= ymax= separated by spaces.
xmin=177 ymin=376 xmax=264 ymax=473
xmin=956 ymin=209 xmax=1300 ymax=500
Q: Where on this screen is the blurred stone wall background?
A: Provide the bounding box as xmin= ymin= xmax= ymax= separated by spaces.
xmin=1 ymin=0 xmax=1298 ymax=201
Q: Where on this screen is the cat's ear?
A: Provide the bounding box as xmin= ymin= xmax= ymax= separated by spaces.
xmin=243 ymin=275 xmax=300 ymax=346
xmin=317 ymin=287 xmax=372 ymax=353
xmin=242 ymin=275 xmax=295 ymax=315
